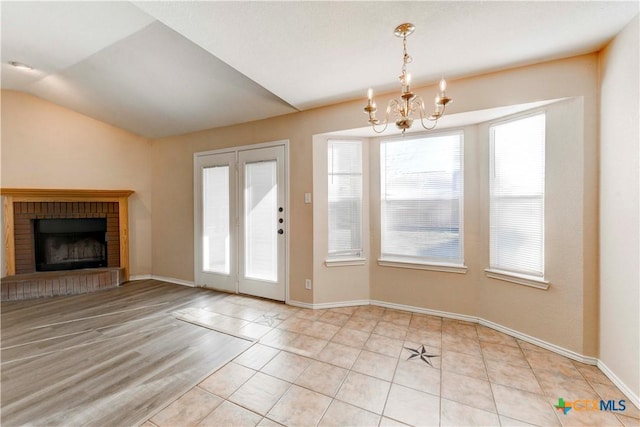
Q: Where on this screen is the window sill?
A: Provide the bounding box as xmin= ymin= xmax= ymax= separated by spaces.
xmin=484 ymin=268 xmax=550 ymax=290
xmin=325 ymin=258 xmax=367 ymax=267
xmin=378 ymin=258 xmax=467 ymax=274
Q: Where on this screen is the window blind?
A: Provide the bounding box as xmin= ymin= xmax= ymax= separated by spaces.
xmin=244 ymin=160 xmax=278 ymax=282
xmin=328 ymin=140 xmax=363 ymax=258
xmin=202 ymin=165 xmax=230 ymax=274
xmin=490 ymin=113 xmax=545 ymax=277
xmin=380 ymin=133 xmax=463 ymax=264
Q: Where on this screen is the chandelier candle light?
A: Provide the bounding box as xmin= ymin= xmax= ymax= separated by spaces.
xmin=364 ymin=23 xmax=452 ymax=134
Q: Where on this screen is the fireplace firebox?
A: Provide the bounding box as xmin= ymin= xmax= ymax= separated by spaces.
xmin=34 ymin=218 xmax=108 ymax=271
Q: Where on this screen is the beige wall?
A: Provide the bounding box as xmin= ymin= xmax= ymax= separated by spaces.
xmin=0 ymin=90 xmax=153 ymax=277
xmin=359 ymin=97 xmax=595 ymax=356
xmin=312 ymin=135 xmax=371 ymax=305
xmin=476 ymin=98 xmax=594 ymax=354
xmin=599 ymin=15 xmax=640 ymax=399
xmin=366 ymin=57 xmax=599 ymax=357
xmin=152 ymin=54 xmax=600 ymax=356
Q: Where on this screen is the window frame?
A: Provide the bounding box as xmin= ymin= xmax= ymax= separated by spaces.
xmin=326 ymin=138 xmax=365 ymax=265
xmin=377 ymin=130 xmax=467 ymax=273
xmin=486 ymin=110 xmax=550 ymax=289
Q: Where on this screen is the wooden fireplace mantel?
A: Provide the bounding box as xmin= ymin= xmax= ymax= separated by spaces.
xmin=1 ymin=188 xmax=134 ymax=280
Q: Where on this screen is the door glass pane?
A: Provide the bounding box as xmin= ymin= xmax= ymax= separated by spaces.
xmin=244 ymin=161 xmax=277 ymax=282
xmin=202 ymin=166 xmax=230 ymax=274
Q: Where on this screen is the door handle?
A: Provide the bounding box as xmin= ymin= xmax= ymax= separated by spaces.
xmin=278 ymin=229 xmax=284 ymax=235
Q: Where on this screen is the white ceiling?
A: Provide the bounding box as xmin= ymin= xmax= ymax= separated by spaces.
xmin=1 ymin=1 xmax=638 ymax=138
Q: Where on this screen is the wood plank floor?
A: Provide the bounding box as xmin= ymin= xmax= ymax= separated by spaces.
xmin=1 ymin=280 xmax=254 ymax=426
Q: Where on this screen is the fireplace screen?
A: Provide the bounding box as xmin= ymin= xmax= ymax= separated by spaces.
xmin=34 ymin=218 xmax=108 ymax=271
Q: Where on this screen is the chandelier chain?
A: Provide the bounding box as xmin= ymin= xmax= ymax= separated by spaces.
xmin=401 ymin=34 xmax=409 ymax=82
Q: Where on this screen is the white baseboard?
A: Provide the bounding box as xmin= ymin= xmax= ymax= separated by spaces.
xmin=152 ymin=275 xmax=196 ymax=287
xmin=598 ymin=360 xmax=640 ymax=410
xmin=129 ymin=274 xmax=152 ymax=281
xmin=479 ymin=318 xmax=597 ymax=365
xmin=128 ymin=275 xmax=195 ymax=287
xmin=286 ymin=299 xmax=314 ymax=309
xmin=370 ymin=299 xmax=478 ymax=324
xmin=288 ymin=299 xmax=370 ymax=310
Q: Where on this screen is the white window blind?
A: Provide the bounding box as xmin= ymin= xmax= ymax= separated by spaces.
xmin=328 ymin=140 xmax=363 ymax=259
xmin=244 ymin=160 xmax=278 ymax=282
xmin=490 ymin=113 xmax=545 ymax=277
xmin=202 ymin=165 xmax=230 ymax=274
xmin=380 ymin=133 xmax=463 ymax=264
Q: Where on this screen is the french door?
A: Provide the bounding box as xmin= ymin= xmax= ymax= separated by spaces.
xmin=195 ymin=143 xmax=287 ymax=301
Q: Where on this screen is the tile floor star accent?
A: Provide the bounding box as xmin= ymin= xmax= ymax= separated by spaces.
xmin=255 ymin=313 xmax=282 ymax=327
xmin=403 ymin=344 xmax=440 ymax=366
xmin=144 ymin=292 xmax=640 ymax=427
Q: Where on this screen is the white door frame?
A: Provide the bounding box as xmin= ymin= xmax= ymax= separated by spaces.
xmin=194 ymin=140 xmax=290 ymax=302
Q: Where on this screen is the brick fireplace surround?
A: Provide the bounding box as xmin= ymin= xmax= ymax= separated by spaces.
xmin=1 ymin=189 xmax=133 ymax=301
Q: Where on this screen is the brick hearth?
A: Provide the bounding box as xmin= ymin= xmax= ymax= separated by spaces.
xmin=1 ymin=268 xmax=125 ymax=301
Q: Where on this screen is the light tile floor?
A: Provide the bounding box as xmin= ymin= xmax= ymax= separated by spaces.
xmin=145 ymin=294 xmax=639 ymax=427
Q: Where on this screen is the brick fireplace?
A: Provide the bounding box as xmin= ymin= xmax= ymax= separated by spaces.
xmin=14 ymin=201 xmax=120 ymax=273
xmin=1 ymin=189 xmax=133 ymax=301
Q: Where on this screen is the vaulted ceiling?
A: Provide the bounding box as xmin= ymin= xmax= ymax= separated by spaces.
xmin=1 ymin=1 xmax=637 ymax=138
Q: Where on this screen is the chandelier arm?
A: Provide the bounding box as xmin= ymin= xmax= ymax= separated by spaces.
xmin=414 ymin=98 xmax=439 ymax=130
xmin=371 ymin=123 xmax=390 ymax=134
xmin=370 ymin=120 xmax=389 ymax=134
xmin=419 ymin=118 xmax=439 ymax=131
xmin=370 ymin=101 xmax=393 ymax=134
xmin=439 ymin=103 xmax=449 ymax=117
xmin=413 ymin=96 xmax=436 ymax=122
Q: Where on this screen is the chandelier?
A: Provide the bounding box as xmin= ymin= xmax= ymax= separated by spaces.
xmin=364 ymin=23 xmax=452 ymax=134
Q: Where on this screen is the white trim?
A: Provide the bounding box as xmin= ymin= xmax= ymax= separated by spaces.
xmin=154 ymin=275 xmax=196 ymax=287
xmin=370 ymin=299 xmax=478 ymax=323
xmin=128 ymin=274 xmax=152 ymax=281
xmin=378 ymin=258 xmax=468 ymax=274
xmin=194 ymin=140 xmax=290 ymax=158
xmin=325 ymin=258 xmax=367 ymax=267
xmin=129 ymin=275 xmax=196 ymax=287
xmin=284 ymin=142 xmax=291 ymax=306
xmin=484 ymin=268 xmax=550 ymax=290
xmin=479 ymin=318 xmax=596 ymax=364
xmin=598 ymin=360 xmax=640 ymax=410
xmin=287 ymin=299 xmax=370 ymax=310
xmin=287 ymin=300 xmax=315 ymax=309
